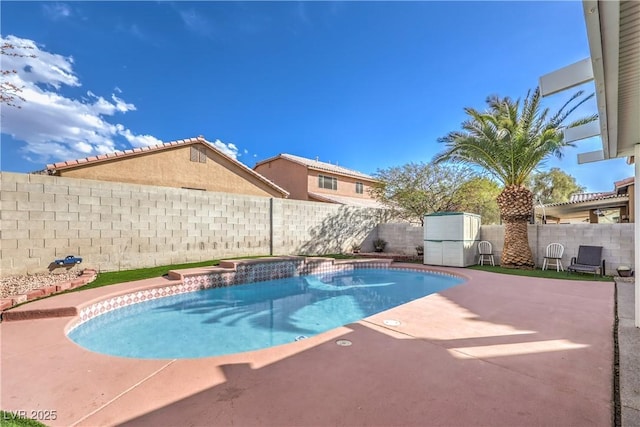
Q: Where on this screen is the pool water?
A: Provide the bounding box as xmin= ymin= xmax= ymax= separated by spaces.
xmin=68 ymin=269 xmax=463 ymax=359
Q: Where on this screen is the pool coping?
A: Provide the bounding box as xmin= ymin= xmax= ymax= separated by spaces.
xmin=1 ymin=257 xmax=468 ymax=325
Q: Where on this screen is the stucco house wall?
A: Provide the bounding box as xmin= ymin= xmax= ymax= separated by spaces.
xmin=48 ymin=138 xmax=287 ymax=199
xmin=254 ymin=154 xmax=379 ymax=204
xmin=253 ymin=157 xmax=309 ymax=200
xmin=306 ymin=169 xmax=376 ymax=200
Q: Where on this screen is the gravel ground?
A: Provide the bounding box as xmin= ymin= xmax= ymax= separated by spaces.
xmin=0 ymin=270 xmax=83 ymax=298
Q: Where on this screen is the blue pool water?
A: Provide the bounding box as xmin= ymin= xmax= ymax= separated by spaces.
xmin=68 ymin=269 xmax=463 ymax=359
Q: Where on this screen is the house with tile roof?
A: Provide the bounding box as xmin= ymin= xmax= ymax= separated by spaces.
xmin=43 ymin=136 xmax=289 ymax=198
xmin=535 ymin=177 xmax=633 ymax=223
xmin=253 ymin=153 xmax=384 ymax=208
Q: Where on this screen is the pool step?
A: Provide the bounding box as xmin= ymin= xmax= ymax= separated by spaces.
xmin=2 ymin=306 xmax=77 ymax=322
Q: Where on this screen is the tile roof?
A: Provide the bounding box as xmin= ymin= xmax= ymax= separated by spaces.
xmin=545 ymin=192 xmax=629 ymax=207
xmin=569 ymin=192 xmax=616 ymax=203
xmin=614 ymin=176 xmax=634 ymax=189
xmin=543 ymin=176 xmax=633 ymax=207
xmin=45 ymin=136 xmax=289 ymax=197
xmin=255 ymin=153 xmax=376 ymax=181
xmin=46 ymin=137 xmax=202 ymax=170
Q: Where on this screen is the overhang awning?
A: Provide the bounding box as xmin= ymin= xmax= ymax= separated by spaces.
xmin=583 ymin=0 xmax=640 ymax=160
xmin=536 ymin=194 xmax=629 ymax=220
xmin=539 ymin=2 xmax=639 ymax=162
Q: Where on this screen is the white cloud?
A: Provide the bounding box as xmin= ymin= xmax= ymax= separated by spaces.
xmin=118 ymin=128 xmax=161 ymax=148
xmin=42 ymin=3 xmax=72 ymax=20
xmin=210 ymin=139 xmax=239 ymax=159
xmin=74 ymin=141 xmax=93 ymax=154
xmin=1 ymin=35 xmax=162 ymax=165
xmin=2 ymin=36 xmax=78 ymax=90
xmin=111 ymin=94 xmax=136 ymax=112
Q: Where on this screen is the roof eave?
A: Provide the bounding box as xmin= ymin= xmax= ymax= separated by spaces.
xmin=541 ymin=194 xmax=629 ymax=209
xmin=305 ymin=164 xmax=377 ymax=182
xmin=583 ymin=0 xmax=617 ymax=160
xmin=583 ymin=0 xmax=640 ymax=160
xmin=253 ymin=154 xmax=284 ymax=168
xmin=46 ymin=137 xmax=290 ymax=197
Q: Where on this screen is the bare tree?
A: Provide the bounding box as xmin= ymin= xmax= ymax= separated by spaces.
xmin=370 ymin=162 xmax=478 ymax=225
xmin=1 ymin=41 xmax=35 ymax=108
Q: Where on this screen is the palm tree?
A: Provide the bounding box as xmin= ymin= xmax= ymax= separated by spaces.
xmin=434 ymin=87 xmax=596 ymax=268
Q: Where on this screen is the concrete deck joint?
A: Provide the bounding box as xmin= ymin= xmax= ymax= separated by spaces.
xmin=70 ymin=359 xmax=178 ymax=427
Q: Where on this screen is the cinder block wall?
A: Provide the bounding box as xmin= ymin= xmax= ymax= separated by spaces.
xmin=376 ymin=223 xmax=423 ymax=254
xmin=481 ymin=224 xmax=634 ymax=273
xmin=0 ymin=172 xmax=383 ymax=276
xmin=274 ymin=199 xmax=388 ymax=255
xmin=365 ymin=223 xmax=633 ymax=274
xmin=2 ymin=170 xmax=632 ymax=276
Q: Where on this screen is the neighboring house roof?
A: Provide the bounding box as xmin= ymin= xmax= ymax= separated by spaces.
xmin=45 ymin=136 xmax=289 ymax=197
xmin=255 ymin=153 xmax=377 ymax=181
xmin=538 ymin=194 xmax=629 ymax=221
xmin=567 ymin=192 xmax=623 ymax=204
xmin=543 ymin=193 xmax=629 ymax=208
xmin=535 ymin=177 xmax=632 ymax=222
xmin=614 ymin=176 xmax=634 ymax=190
xmin=308 ymin=192 xmax=386 ymax=209
xmin=543 ymin=176 xmax=634 ymax=207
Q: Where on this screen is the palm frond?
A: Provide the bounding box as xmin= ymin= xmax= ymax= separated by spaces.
xmin=434 ymin=86 xmax=596 ymax=187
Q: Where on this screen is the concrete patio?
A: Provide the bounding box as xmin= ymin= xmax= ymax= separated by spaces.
xmin=1 ymin=266 xmax=616 ymax=426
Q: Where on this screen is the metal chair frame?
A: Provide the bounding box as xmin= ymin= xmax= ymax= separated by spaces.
xmin=568 ymin=245 xmax=605 ymax=277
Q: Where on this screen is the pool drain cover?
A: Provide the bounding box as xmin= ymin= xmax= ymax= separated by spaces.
xmin=383 ymin=319 xmax=401 ymax=326
xmin=336 ymin=339 xmax=352 ymax=347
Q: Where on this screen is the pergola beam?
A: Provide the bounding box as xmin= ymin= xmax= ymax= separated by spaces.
xmin=539 ymin=58 xmax=594 ymax=96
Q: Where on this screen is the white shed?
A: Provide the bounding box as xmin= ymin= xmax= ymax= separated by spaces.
xmin=423 ymin=212 xmax=481 ymax=267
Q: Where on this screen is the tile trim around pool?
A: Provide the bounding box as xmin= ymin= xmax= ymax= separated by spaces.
xmin=66 ymin=258 xmax=465 ymax=333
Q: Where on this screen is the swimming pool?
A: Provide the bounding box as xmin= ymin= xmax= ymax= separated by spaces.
xmin=68 ymin=267 xmax=463 ymax=359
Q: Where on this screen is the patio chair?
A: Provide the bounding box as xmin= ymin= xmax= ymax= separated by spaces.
xmin=567 ymin=245 xmax=605 ymax=277
xmin=542 ymin=243 xmax=564 ymax=272
xmin=477 ymin=241 xmax=494 ymax=266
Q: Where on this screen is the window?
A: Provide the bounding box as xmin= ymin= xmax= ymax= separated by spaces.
xmin=190 ymin=146 xmax=207 ymax=163
xmin=355 ymin=182 xmax=363 ymax=194
xmin=318 ymin=175 xmax=337 ymax=190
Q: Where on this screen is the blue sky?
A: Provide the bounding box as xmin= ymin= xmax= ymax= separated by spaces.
xmin=0 ymin=1 xmax=632 ymax=193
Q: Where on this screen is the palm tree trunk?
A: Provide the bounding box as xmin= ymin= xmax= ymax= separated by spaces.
xmin=497 ymin=185 xmax=534 ymax=267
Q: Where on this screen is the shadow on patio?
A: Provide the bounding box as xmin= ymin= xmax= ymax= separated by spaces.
xmin=107 ymin=272 xmax=613 ymax=427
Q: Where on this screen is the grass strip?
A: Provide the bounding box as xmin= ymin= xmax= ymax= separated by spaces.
xmin=0 ymin=411 xmax=48 ymax=427
xmin=469 ymin=264 xmax=613 ymax=282
xmin=77 ymin=254 xmax=272 ymax=292
xmin=78 ymin=260 xmax=218 ymax=291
